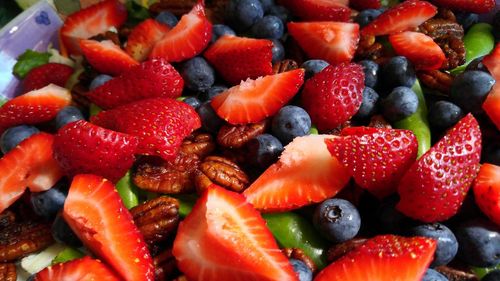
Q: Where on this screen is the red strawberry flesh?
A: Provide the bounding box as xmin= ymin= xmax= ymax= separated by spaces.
xmin=389 ymin=31 xmax=446 ymax=71
xmin=473 ymin=163 xmax=500 ymax=226
xmin=80 ymin=39 xmax=138 ymax=76
xmin=34 ymin=256 xmax=121 ymax=281
xmin=429 ymin=0 xmax=495 ymax=14
xmin=23 ymin=63 xmax=74 ymax=93
xmin=281 ymin=0 xmax=351 ymax=22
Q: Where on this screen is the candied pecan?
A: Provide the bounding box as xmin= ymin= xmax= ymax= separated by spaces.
xmin=419 ymin=19 xmax=464 ymax=41
xmin=217 ymin=120 xmax=267 ymax=149
xmin=435 ymin=266 xmax=479 ymax=281
xmin=181 ymin=132 xmax=216 ymax=159
xmin=194 ymin=156 xmax=249 ymax=193
xmin=0 ymin=211 xmax=15 ymax=231
xmin=0 ymin=263 xmax=16 ymax=281
xmin=71 ymin=83 xmax=92 ymax=109
xmin=355 ymin=35 xmax=383 ymax=61
xmin=437 ymin=7 xmax=456 ymax=22
xmin=368 ymin=115 xmax=392 ymax=129
xmin=273 ymin=59 xmax=299 ymax=74
xmin=326 ymin=238 xmax=367 ymax=263
xmin=328 ymin=120 xmax=352 ymax=135
xmin=418 ymin=70 xmax=453 ymax=95
xmin=153 ymin=249 xmax=178 ymax=281
xmin=282 ymin=248 xmax=317 ymax=273
xmin=0 ymin=221 xmax=53 ymax=262
xmin=439 ymin=36 xmax=466 ymax=69
xmin=89 ymin=31 xmax=121 ymax=46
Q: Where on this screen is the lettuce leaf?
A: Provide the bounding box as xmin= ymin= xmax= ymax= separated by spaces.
xmin=13 ymin=49 xmax=51 ymax=78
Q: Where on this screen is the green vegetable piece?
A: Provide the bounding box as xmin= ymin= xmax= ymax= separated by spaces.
xmin=394 ymin=80 xmax=431 ymax=157
xmin=125 ymin=0 xmax=150 ymax=26
xmin=116 ymin=171 xmax=139 ymax=209
xmin=89 ymin=103 xmax=103 ymax=117
xmin=54 ymin=0 xmax=81 ymax=16
xmin=174 ymin=194 xmax=198 ymax=218
xmin=13 ymin=50 xmax=51 ymax=79
xmin=451 ymin=23 xmax=495 ymax=74
xmin=472 ymin=264 xmax=500 ymax=279
xmin=309 ymin=126 xmax=319 ymax=135
xmin=51 ymin=247 xmax=84 ymax=264
xmin=0 ymin=96 xmax=7 ymax=107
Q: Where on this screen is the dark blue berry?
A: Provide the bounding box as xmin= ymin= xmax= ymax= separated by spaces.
xmin=246 ymin=133 xmax=283 ymax=168
xmin=181 ymin=57 xmax=215 ymax=92
xmin=183 ymin=96 xmax=202 ymax=109
xmin=30 ymin=180 xmax=68 ymax=220
xmin=155 ymin=11 xmax=178 ymax=28
xmin=483 ymin=270 xmax=500 ymax=281
xmin=422 ymin=269 xmax=448 ymax=281
xmin=51 ymin=212 xmax=82 ymax=248
xmin=381 ymin=56 xmax=416 ymax=90
xmin=55 ymin=106 xmax=84 ymax=130
xmin=202 ymin=85 xmax=228 ymax=101
xmin=455 ymin=12 xmax=478 ymax=31
xmin=271 ymin=39 xmax=285 ymax=64
xmin=289 ymin=259 xmax=313 ymax=281
xmin=455 ymin=219 xmax=500 ymax=267
xmin=233 ymin=0 xmax=264 ymax=30
xmin=354 ymin=9 xmax=383 ymax=28
xmin=409 ymin=223 xmax=458 ymax=267
xmin=197 ymin=102 xmax=224 ymax=134
xmin=375 ymin=195 xmax=408 ymax=234
xmin=354 ymin=87 xmax=379 ymax=119
xmin=0 ymin=125 xmax=39 ymax=154
xmin=89 ymin=74 xmax=112 ymax=90
xmin=428 ymin=101 xmax=463 ymax=129
xmin=382 ymin=86 xmax=419 ymax=122
xmin=250 ymin=15 xmax=284 ymax=39
xmin=267 ymin=5 xmax=291 ymax=23
xmin=465 ymin=56 xmax=489 ymax=72
xmin=259 ymin=0 xmax=275 ymax=12
xmin=313 ymin=198 xmax=361 ymax=243
xmin=211 ymin=24 xmax=236 ymax=43
xmin=450 ymin=70 xmax=495 ymax=114
xmin=271 ymin=105 xmax=311 ymax=144
xmin=301 ymin=60 xmax=329 ymax=79
xmin=359 ymin=60 xmax=379 ymax=88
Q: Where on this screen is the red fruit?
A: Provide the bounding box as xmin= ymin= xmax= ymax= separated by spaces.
xmin=483 ymin=43 xmax=500 ymax=80
xmin=389 ymin=31 xmax=446 ymax=70
xmin=325 ymin=127 xmax=418 ymax=199
xmin=125 ymin=19 xmax=170 ymax=62
xmin=210 ymin=69 xmax=304 ymax=125
xmin=315 ymin=235 xmax=436 ymax=281
xmin=288 ymin=22 xmax=359 ymax=65
xmin=173 ymin=185 xmax=298 ymax=281
xmin=86 ymin=58 xmax=183 ymax=109
xmin=53 ymin=120 xmax=138 ymax=182
xmin=34 ymin=256 xmax=120 ymax=281
xmin=0 ymin=84 xmax=72 ymax=134
xmin=350 ymin=0 xmax=381 ymax=10
xmin=483 ymin=85 xmax=500 ymax=130
xmin=473 ymin=164 xmax=500 ymax=226
xmin=429 ymin=0 xmax=495 ymax=13
xmin=397 ymin=114 xmax=482 ymax=222
xmin=60 ymin=0 xmax=127 ymax=55
xmin=243 ymin=135 xmax=350 ymax=212
xmin=91 ymin=98 xmax=201 ymax=160
xmin=361 ymin=1 xmax=437 ymax=36
xmin=150 ymin=1 xmax=212 ymax=62
xmin=80 ymin=39 xmax=138 ymax=76
xmin=0 ymin=133 xmax=63 ymax=213
xmin=301 ymin=63 xmax=364 ymax=131
xmin=23 ymin=63 xmax=74 ymax=93
xmin=281 ymin=0 xmax=351 ymax=22
xmin=204 ymin=35 xmax=273 ymax=85
xmin=63 ymin=174 xmax=154 ymax=281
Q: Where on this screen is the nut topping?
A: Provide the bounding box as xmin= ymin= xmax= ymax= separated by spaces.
xmin=181 ymin=132 xmax=216 ymax=159
xmin=194 ymin=156 xmax=250 ymax=193
xmin=418 ymin=70 xmax=453 ymax=95
xmin=435 ymin=266 xmax=479 ymax=281
xmin=368 ymin=115 xmax=392 ymax=129
xmin=0 ymin=211 xmax=15 ymax=231
xmin=273 ymin=59 xmax=299 ymax=74
xmin=326 ymin=238 xmax=367 ymax=263
xmin=0 ymin=221 xmax=53 ymax=262
xmin=217 ymin=120 xmax=267 ymax=149
xmin=282 ymin=248 xmax=318 ymax=273
xmin=0 ymin=263 xmax=16 ymax=281
xmin=153 ymin=249 xmax=178 ymax=281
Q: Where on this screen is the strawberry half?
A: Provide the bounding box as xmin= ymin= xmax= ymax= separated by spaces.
xmin=210 ymin=69 xmax=304 ymax=125
xmin=34 ymin=256 xmax=120 ymax=281
xmin=91 ymin=98 xmax=200 ymax=160
xmin=150 ymin=1 xmax=212 ymax=62
xmin=429 ymin=0 xmax=495 ymax=14
xmin=80 ymin=39 xmax=138 ymax=76
xmin=23 ymin=63 xmax=74 ymax=93
xmin=0 ymin=84 xmax=71 ymax=134
xmin=315 ymin=235 xmax=436 ymax=281
xmin=125 ymin=19 xmax=170 ymax=62
xmin=473 ymin=163 xmax=500 ymax=226
xmin=288 ymin=22 xmax=359 ymax=65
xmin=397 ymin=114 xmax=482 ymax=222
xmin=361 ymin=0 xmax=438 ymax=36
xmin=325 ymin=127 xmax=418 ymax=199
xmin=60 ymin=0 xmax=127 ymax=55
xmin=53 ymin=120 xmax=139 ymax=182
xmin=243 ymin=135 xmax=350 ymax=212
xmin=0 ymin=133 xmax=63 ymax=213
xmin=389 ymin=31 xmax=446 ymax=71
xmin=281 ymin=0 xmax=351 ymax=22
xmin=301 ymin=63 xmax=364 ymax=131
xmin=173 ymin=185 xmax=298 ymax=281
xmin=350 ymin=0 xmax=381 ymax=10
xmin=86 ymin=58 xmax=183 ymax=109
xmin=204 ymin=35 xmax=273 ymax=85
xmin=482 ymin=44 xmax=500 ymax=130
xmin=63 ymin=174 xmax=154 ymax=281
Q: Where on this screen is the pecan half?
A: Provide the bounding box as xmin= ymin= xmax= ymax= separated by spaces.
xmin=328 ymin=120 xmax=352 ymax=135
xmin=355 ymin=34 xmax=383 ymax=61
xmin=273 ymin=59 xmax=299 ymax=74
xmin=217 ymin=120 xmax=267 ymax=149
xmin=368 ymin=115 xmax=392 ymax=129
xmin=0 ymin=211 xmax=15 ymax=231
xmin=435 ymin=266 xmax=479 ymax=281
xmin=154 ymin=249 xmax=177 ymax=281
xmin=181 ymin=132 xmax=216 ymax=159
xmin=282 ymin=248 xmax=317 ymax=273
xmin=0 ymin=221 xmax=53 ymax=262
xmin=194 ymin=156 xmax=249 ymax=193
xmin=0 ymin=263 xmax=16 ymax=281
xmin=418 ymin=70 xmax=453 ymax=95
xmin=326 ymin=238 xmax=367 ymax=263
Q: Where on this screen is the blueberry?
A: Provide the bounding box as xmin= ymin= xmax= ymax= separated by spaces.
xmin=455 ymin=218 xmax=500 ymax=267
xmin=233 ymin=0 xmax=264 ymax=30
xmin=422 ymin=269 xmax=448 ymax=281
xmin=313 ymin=198 xmax=361 ymax=243
xmin=212 ymin=24 xmax=236 ymax=43
xmin=301 ymin=60 xmax=329 ymax=79
xmin=354 ymin=87 xmax=379 ymax=119
xmin=250 ymin=15 xmax=284 ymax=39
xmin=202 ymin=85 xmax=228 ymax=101
xmin=268 ymin=5 xmax=291 ymax=23
xmin=89 ymin=74 xmax=112 ymax=90
xmin=359 ymin=60 xmax=379 ymax=88
xmin=271 ymin=39 xmax=285 ymax=64
xmin=428 ymin=101 xmax=463 ymax=129
xmin=181 ymin=57 xmax=215 ymax=92
xmin=289 ymin=259 xmax=313 ymax=281
xmin=450 ymin=70 xmax=495 ymax=114
xmin=197 ymin=102 xmax=224 ymax=133
xmin=382 ymin=86 xmax=419 ymax=122
xmin=155 ymin=11 xmax=178 ymax=28
xmin=51 ymin=212 xmax=82 ymax=248
xmin=55 ymin=106 xmax=84 ymax=130
xmin=409 ymin=223 xmax=458 ymax=267
xmin=0 ymin=125 xmax=39 ymax=154
xmin=381 ymin=56 xmax=416 ymax=90
xmin=271 ymin=105 xmax=311 ymax=144
xmin=465 ymin=56 xmax=489 ymax=73
xmin=354 ymin=9 xmax=383 ymax=28
xmin=183 ymin=96 xmax=202 ymax=109
xmin=483 ymin=270 xmax=500 ymax=281
xmin=259 ymin=0 xmax=274 ymax=12
xmin=375 ymin=195 xmax=408 ymax=234
xmin=246 ymin=133 xmax=283 ymax=168
xmin=455 ymin=12 xmax=478 ymax=31
xmin=30 ymin=180 xmax=68 ymax=219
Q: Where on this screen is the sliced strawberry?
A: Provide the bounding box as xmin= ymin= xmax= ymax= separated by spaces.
xmin=91 ymin=98 xmax=200 ymax=160
xmin=389 ymin=31 xmax=446 ymax=70
xmin=483 ymin=43 xmax=500 ymax=80
xmin=23 ymin=63 xmax=74 ymax=93
xmin=326 ymin=127 xmax=418 ymax=199
xmin=63 ymin=174 xmax=154 ymax=281
xmin=429 ymin=0 xmax=495 ymax=14
xmin=397 ymin=114 xmax=482 ymax=222
xmin=204 ymin=35 xmax=273 ymax=85
xmin=125 ymin=19 xmax=170 ymax=62
xmin=60 ymin=0 xmax=127 ymax=55
xmin=210 ymin=69 xmax=304 ymax=125
xmin=315 ymin=235 xmax=436 ymax=281
xmin=280 ymin=0 xmax=351 ymax=22
xmin=361 ymin=1 xmax=438 ymax=36
xmin=287 ymin=22 xmax=359 ymax=65
xmin=350 ymin=0 xmax=381 ymax=10
xmin=149 ymin=1 xmax=212 ymax=62
xmin=53 ymin=120 xmax=138 ymax=182
xmin=483 ymin=85 xmax=500 ymax=130
xmin=473 ymin=164 xmax=500 ymax=226
xmin=86 ymin=58 xmax=183 ymax=109
xmin=0 ymin=133 xmax=63 ymax=213
xmin=0 ymin=84 xmax=71 ymax=134
xmin=173 ymin=185 xmax=298 ymax=281
xmin=243 ymin=135 xmax=350 ymax=212
xmin=80 ymin=39 xmax=138 ymax=76
xmin=301 ymin=63 xmax=364 ymax=131
xmin=34 ymin=256 xmax=120 ymax=281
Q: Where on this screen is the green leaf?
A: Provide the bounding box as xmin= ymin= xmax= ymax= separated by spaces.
xmin=51 ymin=247 xmax=84 ymax=264
xmin=13 ymin=50 xmax=51 ymax=79
xmin=54 ymin=0 xmax=81 ymax=16
xmin=125 ymin=0 xmax=150 ymax=26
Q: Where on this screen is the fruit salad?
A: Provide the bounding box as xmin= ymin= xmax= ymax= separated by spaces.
xmin=1 ymin=0 xmax=500 ymax=280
